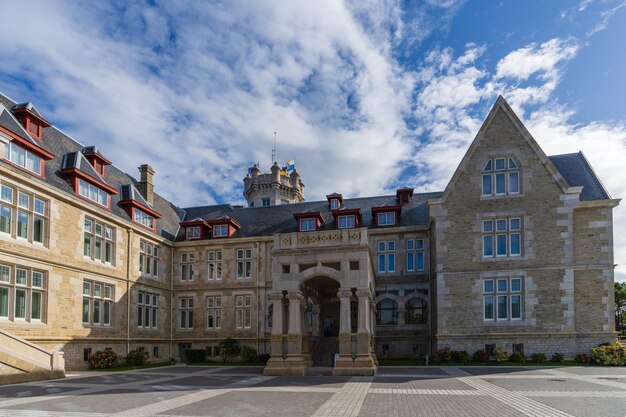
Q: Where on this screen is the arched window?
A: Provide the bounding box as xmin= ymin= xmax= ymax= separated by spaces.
xmin=377 ymin=299 xmax=398 ymax=325
xmin=267 ymin=304 xmax=273 ymax=328
xmin=405 ymin=298 xmax=427 ymax=324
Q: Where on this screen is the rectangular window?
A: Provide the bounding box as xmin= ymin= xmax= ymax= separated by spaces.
xmin=377 ymin=241 xmax=395 ymax=273
xmin=138 ymin=291 xmax=158 ymax=329
xmin=482 ymin=217 xmax=523 ymax=258
xmin=482 ymin=174 xmax=492 ymax=196
xmin=262 ymin=198 xmax=270 ymax=207
xmin=0 ymin=205 xmax=11 ymax=234
xmin=235 ymin=295 xmax=252 ymax=329
xmin=186 ymin=226 xmax=201 ymax=239
xmin=82 ymin=280 xmax=113 ymax=326
xmin=482 ymin=157 xmax=520 ymax=196
xmin=0 ymin=287 xmax=8 ymax=318
xmin=337 ymin=215 xmax=355 ymax=229
xmin=133 ymin=208 xmax=155 ymax=230
xmin=213 ymin=224 xmax=228 ymax=237
xmin=78 ymin=179 xmax=108 ymax=207
xmin=483 ymin=278 xmax=523 ymax=322
xmin=330 ymin=199 xmax=339 ymax=209
xmin=377 ymin=212 xmax=395 ymax=226
xmin=139 ymin=240 xmax=159 ymax=277
xmin=15 ymin=289 xmax=26 ymax=319
xmin=206 ymin=296 xmax=222 ymax=329
xmin=299 ymin=218 xmax=316 ymax=231
xmin=17 ymin=211 xmax=28 ymax=238
xmin=406 ymin=238 xmax=425 ymax=272
xmin=179 ymin=297 xmax=194 ymax=329
xmin=0 ymin=265 xmax=45 ymax=322
xmin=180 ymin=253 xmax=195 ymax=281
xmin=207 ymin=250 xmax=222 ymax=281
xmin=236 ymin=249 xmax=252 ymax=279
xmin=84 ymin=218 xmax=115 ymax=264
xmin=5 ymin=142 xmax=42 ymax=175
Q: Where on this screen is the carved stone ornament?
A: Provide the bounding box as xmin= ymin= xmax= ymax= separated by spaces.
xmin=355 ymin=289 xmax=372 ymax=298
xmin=337 ymin=289 xmax=353 ymax=298
xmin=268 ymin=293 xmax=284 ymax=301
xmin=286 ymin=291 xmax=304 ymax=300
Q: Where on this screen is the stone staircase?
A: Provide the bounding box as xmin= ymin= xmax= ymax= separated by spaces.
xmin=312 ymin=336 xmax=338 ymax=367
xmin=0 ymin=329 xmax=65 ymax=385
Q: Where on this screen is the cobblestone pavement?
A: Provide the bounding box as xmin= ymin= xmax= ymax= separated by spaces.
xmin=1 ymin=365 xmax=625 ymax=417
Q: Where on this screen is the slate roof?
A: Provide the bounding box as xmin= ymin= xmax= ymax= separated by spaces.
xmin=549 ymin=152 xmax=610 ymax=201
xmin=0 ymin=92 xmax=184 ymax=241
xmin=178 ymin=192 xmax=442 ymax=241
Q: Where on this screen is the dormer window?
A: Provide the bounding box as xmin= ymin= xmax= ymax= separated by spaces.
xmin=134 ymin=208 xmax=155 ymax=230
xmin=326 ymin=193 xmax=343 ymax=210
xmin=11 ymin=103 xmax=51 ymax=141
xmin=186 ymin=226 xmax=201 ymax=240
xmin=5 ymin=143 xmax=42 ymax=175
xmin=482 ymin=157 xmax=520 ymax=196
xmin=82 ymin=147 xmax=111 ymax=178
xmin=330 ymin=199 xmax=339 ymax=210
xmin=299 ymin=218 xmax=316 ymax=231
xmin=27 ymin=120 xmax=40 ymax=137
xmin=213 ymin=224 xmax=228 ymax=237
xmin=338 ymin=215 xmax=355 ymax=229
xmin=79 ymin=179 xmax=109 ymax=207
xmin=377 ymin=212 xmax=395 ymax=226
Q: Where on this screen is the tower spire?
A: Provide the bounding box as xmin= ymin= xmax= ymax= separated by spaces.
xmin=271 ymin=131 xmax=277 ymax=165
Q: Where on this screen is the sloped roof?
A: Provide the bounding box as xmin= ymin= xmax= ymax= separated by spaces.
xmin=61 ymin=151 xmax=106 ymax=183
xmin=178 ymin=192 xmax=442 ymax=241
xmin=549 ymin=152 xmax=610 ymax=201
xmin=0 ymin=92 xmax=184 ymax=241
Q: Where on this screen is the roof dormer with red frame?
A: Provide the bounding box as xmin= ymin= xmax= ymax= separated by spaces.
xmin=0 ymin=104 xmax=54 ymax=178
xmin=10 ymin=102 xmax=51 ymax=141
xmin=61 ymin=151 xmax=118 ymax=209
xmin=205 ymin=215 xmax=241 ymax=238
xmin=396 ymin=187 xmax=414 ymax=205
xmin=326 ymin=193 xmax=343 ymax=210
xmin=82 ymin=146 xmax=112 ymax=178
xmin=293 ymin=210 xmax=324 ymax=232
xmin=179 ymin=218 xmax=212 ymax=240
xmin=330 ymin=206 xmax=362 ymax=229
xmin=119 ymin=183 xmax=162 ymax=232
xmin=371 ymin=204 xmax=402 ymax=227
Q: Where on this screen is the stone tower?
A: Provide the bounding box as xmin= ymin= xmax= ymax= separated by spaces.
xmin=243 ymin=162 xmax=305 ymax=207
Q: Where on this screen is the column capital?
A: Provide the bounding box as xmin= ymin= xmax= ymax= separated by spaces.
xmin=337 ymin=289 xmax=353 ymax=298
xmin=355 ymin=289 xmax=372 ymax=298
xmin=268 ymin=292 xmax=284 ymax=301
xmin=286 ymin=291 xmax=304 ymax=300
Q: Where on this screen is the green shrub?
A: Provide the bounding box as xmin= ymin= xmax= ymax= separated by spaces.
xmin=88 ymin=349 xmax=119 ymax=369
xmin=509 ymin=352 xmax=526 ymax=363
xmin=451 ymin=350 xmax=469 ymax=363
xmin=125 ymin=349 xmax=149 ymax=366
xmin=218 ymin=337 xmax=239 ymax=362
xmin=550 ymin=352 xmax=564 ymax=363
xmin=185 ymin=349 xmax=207 ymax=364
xmin=591 ymin=339 xmax=626 ymax=366
xmin=472 ymin=349 xmax=489 ymax=362
xmin=575 ymin=353 xmax=592 ymax=364
xmin=241 ymin=346 xmax=258 ymax=362
xmin=435 ymin=347 xmax=452 ymax=362
xmin=531 ymin=353 xmax=547 ymax=363
xmin=493 ymin=346 xmax=509 ymax=362
xmin=257 ymin=353 xmax=271 ymax=363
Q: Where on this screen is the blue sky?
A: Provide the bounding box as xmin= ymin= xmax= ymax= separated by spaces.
xmin=0 ymin=0 xmax=625 ymax=280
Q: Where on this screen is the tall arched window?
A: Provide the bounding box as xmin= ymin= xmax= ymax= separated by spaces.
xmin=405 ymin=298 xmax=427 ymax=324
xmin=377 ymin=299 xmax=398 ymax=325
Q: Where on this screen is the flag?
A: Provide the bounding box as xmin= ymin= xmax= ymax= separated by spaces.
xmin=283 ymin=160 xmax=295 ymax=173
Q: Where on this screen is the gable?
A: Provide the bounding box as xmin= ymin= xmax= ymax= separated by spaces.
xmin=435 ymin=96 xmax=573 ymax=205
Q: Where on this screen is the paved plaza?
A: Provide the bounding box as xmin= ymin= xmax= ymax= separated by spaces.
xmin=1 ymin=365 xmax=625 ymax=417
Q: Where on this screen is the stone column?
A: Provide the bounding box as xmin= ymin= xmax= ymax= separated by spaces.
xmin=352 ymin=289 xmax=376 ymax=374
xmin=284 ymin=291 xmax=306 ymax=375
xmin=334 ymin=288 xmax=355 ymax=374
xmin=264 ymin=292 xmax=286 ymax=376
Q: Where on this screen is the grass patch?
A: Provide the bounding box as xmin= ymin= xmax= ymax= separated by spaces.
xmin=188 ymin=361 xmax=267 ymax=366
xmin=92 ymin=361 xmax=173 ymax=372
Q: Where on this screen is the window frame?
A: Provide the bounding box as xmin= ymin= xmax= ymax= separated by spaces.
xmin=207 ymin=250 xmax=222 ymax=281
xmin=483 ymin=277 xmax=523 ymax=322
xmin=236 ymin=248 xmax=252 ymax=279
xmin=337 ymin=215 xmax=355 ymax=229
xmin=482 ymin=157 xmax=520 ymax=197
xmin=82 ymin=279 xmax=113 ymax=327
xmin=377 ymin=241 xmax=395 ymax=274
xmin=482 ymin=217 xmax=523 ymax=258
xmin=5 ymin=142 xmax=43 ymax=176
xmin=235 ymin=294 xmax=252 ymax=329
xmin=139 ymin=240 xmax=159 ymax=278
xmin=206 ymin=295 xmax=222 ymax=329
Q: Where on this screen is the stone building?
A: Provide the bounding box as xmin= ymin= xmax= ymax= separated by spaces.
xmin=0 ymin=92 xmax=618 ymax=379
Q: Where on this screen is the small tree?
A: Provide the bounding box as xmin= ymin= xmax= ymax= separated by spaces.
xmin=218 ymin=337 xmax=238 ymax=362
xmin=615 ymin=282 xmax=626 ymax=335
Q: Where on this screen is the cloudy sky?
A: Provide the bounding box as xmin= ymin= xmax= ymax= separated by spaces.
xmin=0 ymin=0 xmax=625 ymax=280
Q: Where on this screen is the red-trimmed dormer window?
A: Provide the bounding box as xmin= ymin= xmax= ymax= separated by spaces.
xmin=82 ymin=148 xmax=112 ymax=178
xmin=372 ymin=205 xmax=402 ymax=227
xmin=205 ymin=217 xmax=241 ymax=239
xmin=120 ymin=199 xmax=161 ymax=232
xmin=133 ymin=208 xmax=156 ymax=230
xmin=331 ymin=208 xmax=361 ymax=230
xmin=179 ymin=219 xmax=211 ymax=240
xmin=294 ymin=211 xmax=324 ymax=232
xmin=62 ymin=166 xmax=118 ymax=209
xmin=326 ymin=193 xmax=343 ymax=210
xmin=12 ymin=105 xmax=51 ymax=141
xmin=396 ymin=188 xmax=414 ymax=205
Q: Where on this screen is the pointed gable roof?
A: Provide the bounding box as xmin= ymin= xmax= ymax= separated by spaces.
xmin=432 ymin=96 xmax=574 ymax=205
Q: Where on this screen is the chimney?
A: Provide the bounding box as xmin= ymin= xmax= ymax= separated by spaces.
xmin=138 ymin=164 xmax=155 ymax=205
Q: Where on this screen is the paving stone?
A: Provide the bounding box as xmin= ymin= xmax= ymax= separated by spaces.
xmin=529 ymin=396 xmax=626 ymax=417
xmin=484 ymin=377 xmax=621 ymax=392
xmin=254 ymin=376 xmax=351 ymax=389
xmin=208 ymin=366 xmax=265 ymax=375
xmin=372 ymin=376 xmax=477 ymax=391
xmin=460 ymin=367 xmax=548 ymax=376
xmin=0 ymin=385 xmax=82 ymax=400
xmin=378 ymin=367 xmax=449 ymax=376
xmin=54 ymin=373 xmax=164 ymax=385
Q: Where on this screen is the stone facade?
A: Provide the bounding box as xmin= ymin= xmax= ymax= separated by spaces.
xmin=0 ymin=94 xmax=619 ymax=376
